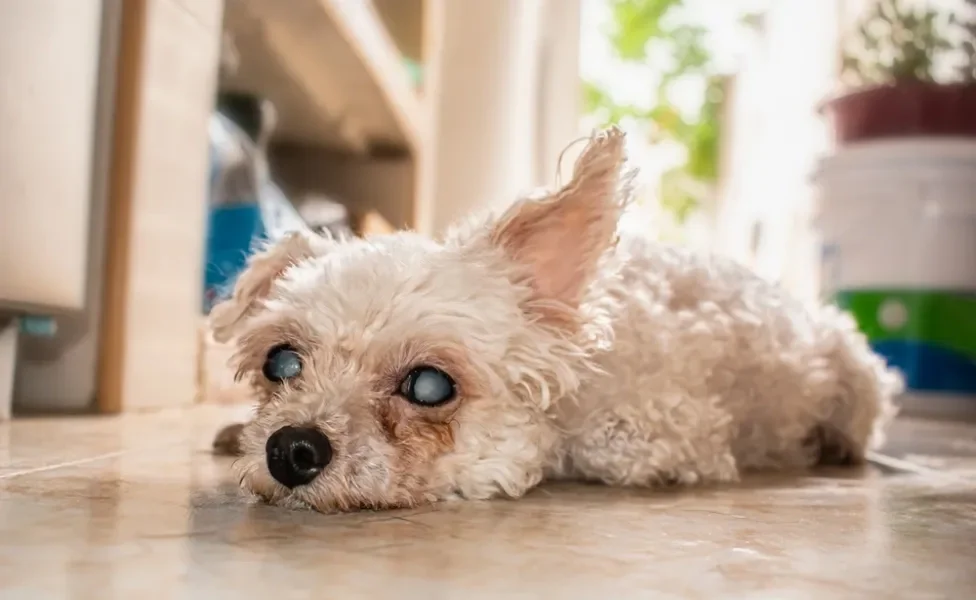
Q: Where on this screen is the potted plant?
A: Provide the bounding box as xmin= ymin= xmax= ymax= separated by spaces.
xmin=825 ymin=0 xmax=976 ymax=144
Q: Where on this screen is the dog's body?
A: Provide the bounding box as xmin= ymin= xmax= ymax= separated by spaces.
xmin=211 ymin=129 xmax=900 ymax=512
xmin=544 ymin=234 xmax=898 ymax=488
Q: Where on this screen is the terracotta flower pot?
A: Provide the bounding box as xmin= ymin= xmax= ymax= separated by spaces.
xmin=823 ymin=82 xmax=976 ymax=145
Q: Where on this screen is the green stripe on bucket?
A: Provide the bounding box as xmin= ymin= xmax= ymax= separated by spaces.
xmin=834 ymin=290 xmax=976 ymax=359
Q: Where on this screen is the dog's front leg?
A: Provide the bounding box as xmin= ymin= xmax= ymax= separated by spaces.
xmin=212 ymin=422 xmax=247 ymax=456
xmin=557 ymin=393 xmax=740 ymax=488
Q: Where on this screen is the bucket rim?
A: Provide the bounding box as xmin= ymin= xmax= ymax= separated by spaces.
xmin=813 ymin=138 xmax=976 ymax=181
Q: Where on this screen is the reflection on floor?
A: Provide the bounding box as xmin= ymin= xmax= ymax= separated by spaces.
xmin=1 ymin=405 xmax=975 ymax=599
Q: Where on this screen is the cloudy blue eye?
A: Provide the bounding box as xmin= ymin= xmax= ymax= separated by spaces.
xmin=399 ymin=366 xmax=456 ymax=407
xmin=263 ymin=345 xmax=303 ymax=383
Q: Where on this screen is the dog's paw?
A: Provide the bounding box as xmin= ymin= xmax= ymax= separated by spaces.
xmin=212 ymin=422 xmax=246 ymax=456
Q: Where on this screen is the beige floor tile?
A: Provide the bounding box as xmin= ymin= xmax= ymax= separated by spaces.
xmin=1 ymin=406 xmax=975 ymax=599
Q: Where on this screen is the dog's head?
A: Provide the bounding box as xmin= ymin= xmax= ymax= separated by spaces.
xmin=211 ymin=129 xmax=631 ymax=512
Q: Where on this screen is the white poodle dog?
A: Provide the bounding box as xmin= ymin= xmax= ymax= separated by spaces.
xmin=210 ymin=127 xmax=901 ymax=512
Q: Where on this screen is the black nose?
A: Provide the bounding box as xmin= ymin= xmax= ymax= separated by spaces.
xmin=265 ymin=426 xmax=333 ymax=488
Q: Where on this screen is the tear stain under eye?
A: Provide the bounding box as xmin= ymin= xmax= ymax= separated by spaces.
xmin=373 ymin=396 xmax=458 ymax=468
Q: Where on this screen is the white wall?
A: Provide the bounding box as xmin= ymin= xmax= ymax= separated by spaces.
xmin=713 ymin=0 xmax=842 ymax=304
xmin=420 ymin=0 xmax=582 ymax=235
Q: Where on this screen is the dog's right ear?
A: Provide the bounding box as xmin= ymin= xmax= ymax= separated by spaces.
xmin=209 ymin=231 xmax=327 ymax=342
xmin=476 ymin=128 xmax=631 ymax=327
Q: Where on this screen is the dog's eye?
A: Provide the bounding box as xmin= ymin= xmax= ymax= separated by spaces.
xmin=263 ymin=344 xmax=302 ymax=383
xmin=399 ymin=366 xmax=456 ymax=407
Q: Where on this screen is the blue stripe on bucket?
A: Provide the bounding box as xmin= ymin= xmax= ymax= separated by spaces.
xmin=873 ymin=340 xmax=976 ymax=395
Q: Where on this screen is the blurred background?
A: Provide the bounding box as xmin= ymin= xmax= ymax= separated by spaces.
xmin=1 ymin=0 xmax=974 ymax=421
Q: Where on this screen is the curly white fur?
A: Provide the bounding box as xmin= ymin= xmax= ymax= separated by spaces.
xmin=211 ymin=127 xmax=901 ymax=512
xmin=546 ymin=235 xmax=901 ymax=488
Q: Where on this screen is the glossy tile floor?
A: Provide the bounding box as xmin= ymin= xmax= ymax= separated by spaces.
xmin=2 ymin=405 xmax=975 ymax=599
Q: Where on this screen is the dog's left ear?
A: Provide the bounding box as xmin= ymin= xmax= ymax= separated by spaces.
xmin=488 ymin=127 xmax=630 ymax=323
xmin=209 ymin=231 xmax=329 ymax=342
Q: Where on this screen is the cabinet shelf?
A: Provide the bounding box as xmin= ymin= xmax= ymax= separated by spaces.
xmin=221 ymin=0 xmax=423 ymax=154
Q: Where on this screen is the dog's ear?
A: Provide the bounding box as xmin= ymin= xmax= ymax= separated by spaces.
xmin=209 ymin=231 xmax=327 ymax=342
xmin=488 ymin=127 xmax=630 ymax=321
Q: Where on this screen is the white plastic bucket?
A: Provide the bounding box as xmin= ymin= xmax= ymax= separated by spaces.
xmin=813 ymin=139 xmax=976 ymax=418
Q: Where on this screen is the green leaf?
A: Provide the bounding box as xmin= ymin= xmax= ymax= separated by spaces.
xmin=607 ymin=0 xmax=683 ymax=61
xmin=659 ymin=167 xmax=703 ymax=224
xmin=584 ymin=0 xmax=734 ymax=221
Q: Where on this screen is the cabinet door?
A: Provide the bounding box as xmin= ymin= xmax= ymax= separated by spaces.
xmin=0 ymin=0 xmax=103 ymax=311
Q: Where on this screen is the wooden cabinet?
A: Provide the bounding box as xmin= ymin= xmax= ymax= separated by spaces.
xmin=0 ymin=0 xmax=104 ymax=312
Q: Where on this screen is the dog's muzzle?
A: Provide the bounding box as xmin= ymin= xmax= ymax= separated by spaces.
xmin=265 ymin=426 xmax=333 ymax=488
